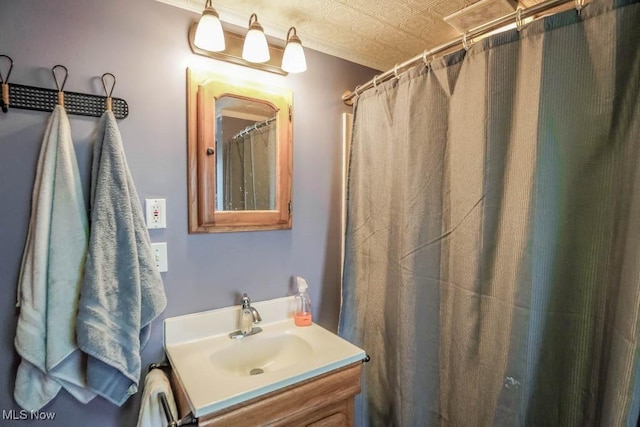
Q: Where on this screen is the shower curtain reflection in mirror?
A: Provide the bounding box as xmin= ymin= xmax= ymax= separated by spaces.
xmin=216 ymin=114 xmax=277 ymax=211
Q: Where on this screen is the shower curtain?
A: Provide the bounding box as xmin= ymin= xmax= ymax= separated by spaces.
xmin=339 ymin=1 xmax=640 ymax=425
xmin=223 ymin=121 xmax=277 ymax=210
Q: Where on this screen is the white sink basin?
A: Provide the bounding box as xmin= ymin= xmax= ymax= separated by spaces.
xmin=164 ymin=297 xmax=365 ymax=418
xmin=210 ymin=333 xmax=313 ymax=377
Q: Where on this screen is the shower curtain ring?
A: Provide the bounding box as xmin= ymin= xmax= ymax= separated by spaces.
xmin=373 ymin=75 xmax=379 ymax=88
xmin=462 ymin=32 xmax=473 ymax=51
xmin=354 ymin=85 xmax=362 ymax=100
xmin=515 ymin=7 xmax=524 ymax=31
xmin=575 ymin=0 xmax=585 ymax=12
xmin=393 ymin=64 xmax=400 ymax=80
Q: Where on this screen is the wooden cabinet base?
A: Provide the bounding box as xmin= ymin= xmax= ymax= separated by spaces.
xmin=171 ymin=362 xmax=362 ymax=427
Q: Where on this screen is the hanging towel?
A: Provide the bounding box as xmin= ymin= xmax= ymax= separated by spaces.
xmin=136 ymin=369 xmax=178 ymax=427
xmin=76 ymin=111 xmax=167 ymax=406
xmin=14 ymin=105 xmax=96 ymax=411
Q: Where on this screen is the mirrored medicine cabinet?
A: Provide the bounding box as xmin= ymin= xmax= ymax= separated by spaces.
xmin=187 ymin=68 xmax=293 ymax=233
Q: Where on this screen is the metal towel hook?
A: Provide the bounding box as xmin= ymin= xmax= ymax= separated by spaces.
xmin=101 ymin=72 xmax=116 ymax=112
xmin=0 ymin=55 xmax=13 ymax=113
xmin=51 ymin=65 xmax=68 ymax=106
xmin=0 ymin=55 xmax=13 ymax=84
xmin=51 ymin=65 xmax=68 ymax=92
xmin=101 ymin=73 xmax=116 ymax=98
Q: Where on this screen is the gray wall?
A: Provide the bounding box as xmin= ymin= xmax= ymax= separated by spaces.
xmin=0 ymin=0 xmax=375 ymax=425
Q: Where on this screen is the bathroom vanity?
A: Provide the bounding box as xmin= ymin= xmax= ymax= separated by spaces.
xmin=171 ymin=361 xmax=361 ymax=426
xmin=164 ymin=296 xmax=366 ymax=426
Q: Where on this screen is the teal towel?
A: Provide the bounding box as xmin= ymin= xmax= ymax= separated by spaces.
xmin=77 ymin=111 xmax=167 ymax=406
xmin=14 ymin=105 xmax=96 ymax=410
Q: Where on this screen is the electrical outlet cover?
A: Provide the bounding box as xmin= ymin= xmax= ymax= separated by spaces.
xmin=146 ymin=198 xmax=167 ymax=229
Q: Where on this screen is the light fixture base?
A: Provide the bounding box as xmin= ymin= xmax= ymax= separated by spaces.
xmin=188 ymin=22 xmax=288 ymax=76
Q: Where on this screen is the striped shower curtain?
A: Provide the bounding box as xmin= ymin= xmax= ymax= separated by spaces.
xmin=339 ymin=0 xmax=640 ymax=425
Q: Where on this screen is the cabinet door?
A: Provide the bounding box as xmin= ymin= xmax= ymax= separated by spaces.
xmin=177 ymin=363 xmax=361 ymax=427
xmin=306 ymin=412 xmax=349 ymax=427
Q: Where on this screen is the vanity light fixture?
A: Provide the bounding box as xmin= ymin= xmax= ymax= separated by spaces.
xmin=281 ymin=27 xmax=307 ymax=73
xmin=242 ymin=14 xmax=270 ymax=63
xmin=193 ymin=0 xmax=225 ymax=52
xmin=187 ymin=7 xmax=307 ymax=76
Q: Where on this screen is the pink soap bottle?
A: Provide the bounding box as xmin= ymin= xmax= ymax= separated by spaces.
xmin=294 ymin=277 xmax=312 ymax=326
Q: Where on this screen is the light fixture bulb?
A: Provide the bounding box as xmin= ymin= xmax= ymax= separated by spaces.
xmin=282 ymin=27 xmax=307 ymax=73
xmin=194 ymin=0 xmax=225 ymax=52
xmin=242 ymin=14 xmax=270 ymax=63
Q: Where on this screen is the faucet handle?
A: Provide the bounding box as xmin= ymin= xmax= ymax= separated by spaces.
xmin=241 ymin=293 xmax=250 ymax=308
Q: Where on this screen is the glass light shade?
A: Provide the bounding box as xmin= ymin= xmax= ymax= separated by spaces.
xmin=194 ymin=12 xmax=225 ymax=52
xmin=242 ymin=16 xmax=270 ymax=63
xmin=282 ymin=40 xmax=307 ymax=73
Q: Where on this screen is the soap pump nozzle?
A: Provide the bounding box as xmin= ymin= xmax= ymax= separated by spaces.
xmin=296 ymin=277 xmax=308 ymax=292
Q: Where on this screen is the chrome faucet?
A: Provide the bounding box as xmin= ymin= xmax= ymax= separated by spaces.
xmin=229 ymin=293 xmax=263 ymax=339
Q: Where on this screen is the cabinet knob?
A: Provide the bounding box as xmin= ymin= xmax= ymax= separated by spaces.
xmin=206 ymin=147 xmax=214 ymax=156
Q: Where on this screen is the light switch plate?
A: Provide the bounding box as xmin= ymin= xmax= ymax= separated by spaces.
xmin=151 ymin=242 xmax=168 ymax=273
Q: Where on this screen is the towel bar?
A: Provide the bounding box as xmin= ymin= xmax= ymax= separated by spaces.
xmin=149 ymin=363 xmax=198 ymax=427
xmin=157 ymin=391 xmax=197 ymax=426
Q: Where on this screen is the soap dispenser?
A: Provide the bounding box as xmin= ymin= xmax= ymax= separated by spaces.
xmin=294 ymin=277 xmax=312 ymax=326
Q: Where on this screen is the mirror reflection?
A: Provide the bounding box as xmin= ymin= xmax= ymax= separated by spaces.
xmin=215 ymin=96 xmax=278 ymax=211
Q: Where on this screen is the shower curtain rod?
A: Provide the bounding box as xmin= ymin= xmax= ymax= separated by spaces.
xmin=342 ymin=0 xmax=581 ymax=105
xmin=233 ymin=116 xmax=276 ymax=139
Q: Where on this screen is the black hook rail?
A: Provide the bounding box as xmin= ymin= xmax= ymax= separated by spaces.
xmin=5 ymin=83 xmax=129 ymax=119
xmin=0 ymin=56 xmax=129 ymax=119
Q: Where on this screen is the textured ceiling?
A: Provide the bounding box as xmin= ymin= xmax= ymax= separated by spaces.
xmin=156 ymin=0 xmax=544 ymax=71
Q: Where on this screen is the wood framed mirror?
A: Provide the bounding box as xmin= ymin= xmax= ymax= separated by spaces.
xmin=187 ymin=68 xmax=293 ymax=233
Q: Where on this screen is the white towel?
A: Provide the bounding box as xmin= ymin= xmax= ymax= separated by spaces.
xmin=76 ymin=111 xmax=167 ymax=406
xmin=14 ymin=105 xmax=96 ymax=410
xmin=136 ymin=369 xmax=178 ymax=427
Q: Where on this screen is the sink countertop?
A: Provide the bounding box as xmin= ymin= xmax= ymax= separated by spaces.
xmin=164 ymin=296 xmax=366 ymax=418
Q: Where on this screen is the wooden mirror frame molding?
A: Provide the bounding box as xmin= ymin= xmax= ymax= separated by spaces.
xmin=187 ymin=68 xmax=293 ymax=233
